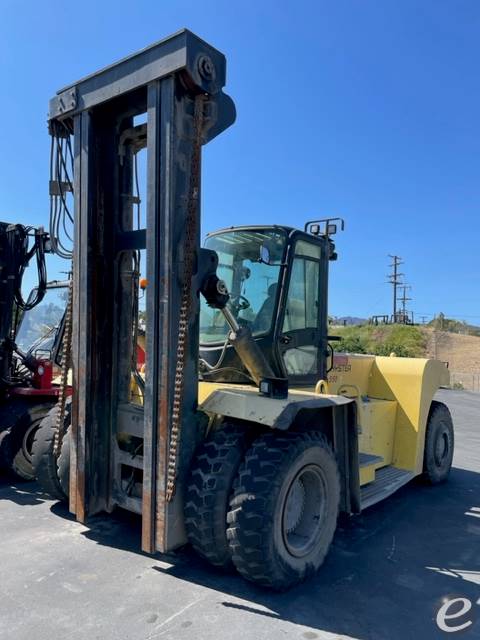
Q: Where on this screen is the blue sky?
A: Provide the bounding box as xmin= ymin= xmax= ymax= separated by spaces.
xmin=1 ymin=0 xmax=479 ymax=321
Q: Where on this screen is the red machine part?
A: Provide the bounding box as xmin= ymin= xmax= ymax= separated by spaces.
xmin=10 ymin=359 xmax=72 ymax=398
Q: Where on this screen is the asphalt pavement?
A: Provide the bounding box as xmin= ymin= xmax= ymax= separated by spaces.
xmin=0 ymin=389 xmax=479 ymax=640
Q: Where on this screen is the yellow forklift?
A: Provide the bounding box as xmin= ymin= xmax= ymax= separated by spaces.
xmin=37 ymin=29 xmax=453 ymax=590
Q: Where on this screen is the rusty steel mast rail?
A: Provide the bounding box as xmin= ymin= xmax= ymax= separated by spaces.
xmin=49 ymin=29 xmax=232 ymax=122
xmin=48 ymin=29 xmax=235 ymax=554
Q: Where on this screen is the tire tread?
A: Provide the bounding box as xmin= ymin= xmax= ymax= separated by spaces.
xmin=31 ymin=400 xmax=71 ymax=501
xmin=423 ymin=400 xmax=454 ymax=485
xmin=185 ymin=423 xmax=250 ymax=568
xmin=227 ymin=431 xmax=340 ymax=590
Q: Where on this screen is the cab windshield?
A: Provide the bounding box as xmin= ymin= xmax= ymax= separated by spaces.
xmin=200 ymin=229 xmax=286 ymax=344
xmin=15 ymin=286 xmax=67 ymax=354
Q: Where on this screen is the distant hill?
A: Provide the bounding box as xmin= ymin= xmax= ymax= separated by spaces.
xmin=428 ymin=313 xmax=480 ymax=337
xmin=330 ymin=316 xmax=367 ymax=326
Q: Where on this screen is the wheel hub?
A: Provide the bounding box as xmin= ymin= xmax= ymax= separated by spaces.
xmin=284 ymin=478 xmax=306 ymax=533
xmin=282 ymin=464 xmax=327 ymax=558
xmin=434 ymin=429 xmax=449 ymax=466
xmin=22 ymin=423 xmax=38 ymax=465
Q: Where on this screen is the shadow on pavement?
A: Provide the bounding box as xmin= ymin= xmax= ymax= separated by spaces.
xmin=42 ymin=465 xmax=480 ymax=640
xmin=0 ymin=475 xmax=51 ymax=506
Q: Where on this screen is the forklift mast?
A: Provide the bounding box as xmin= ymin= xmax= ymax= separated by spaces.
xmin=47 ymin=30 xmax=236 ymax=553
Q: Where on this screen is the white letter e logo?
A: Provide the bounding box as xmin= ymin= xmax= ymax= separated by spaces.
xmin=436 ymin=598 xmax=473 ymax=633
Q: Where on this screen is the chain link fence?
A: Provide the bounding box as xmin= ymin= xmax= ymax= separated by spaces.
xmin=449 ymin=371 xmax=480 ymax=392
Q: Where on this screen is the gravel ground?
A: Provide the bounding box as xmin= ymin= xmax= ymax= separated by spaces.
xmin=0 ymin=389 xmax=479 ymax=640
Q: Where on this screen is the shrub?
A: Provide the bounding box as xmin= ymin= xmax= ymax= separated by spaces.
xmin=336 ymin=334 xmax=366 ymax=354
xmin=333 ymin=324 xmax=426 ymax=358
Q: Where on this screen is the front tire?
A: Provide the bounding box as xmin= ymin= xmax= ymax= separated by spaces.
xmin=423 ymin=401 xmax=454 ymax=484
xmin=185 ymin=423 xmax=250 ymax=568
xmin=227 ymin=431 xmax=340 ymax=590
xmin=31 ymin=400 xmax=71 ymax=501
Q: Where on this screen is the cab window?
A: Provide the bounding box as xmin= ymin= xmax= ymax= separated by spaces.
xmin=282 ymin=240 xmax=321 ymax=377
xmin=199 ymin=229 xmax=286 ymax=344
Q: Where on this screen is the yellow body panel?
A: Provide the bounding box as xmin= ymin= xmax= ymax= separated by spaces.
xmin=369 ymin=357 xmax=449 ymax=473
xmin=198 ymin=381 xmax=351 ymax=429
xmin=327 ymin=354 xmax=449 ymax=474
xmin=199 ymin=353 xmax=449 ymax=480
xmin=327 ymin=353 xmax=376 ymax=397
xmin=358 ymin=398 xmax=397 ymax=465
xmin=198 ymin=381 xmax=330 ymax=405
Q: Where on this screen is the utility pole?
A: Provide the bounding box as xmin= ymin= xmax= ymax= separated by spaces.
xmin=420 ymin=315 xmax=428 ymax=324
xmin=400 ymin=285 xmax=412 ymax=323
xmin=387 ymin=255 xmax=404 ymax=323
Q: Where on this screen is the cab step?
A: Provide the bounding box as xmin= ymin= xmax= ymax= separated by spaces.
xmin=359 ymin=453 xmax=383 ymax=468
xmin=360 ymin=465 xmax=414 ymax=510
xmin=358 ymin=453 xmax=384 ymax=485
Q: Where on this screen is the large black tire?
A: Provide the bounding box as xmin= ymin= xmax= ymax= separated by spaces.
xmin=57 ymin=426 xmax=71 ymax=497
xmin=31 ymin=400 xmax=71 ymax=501
xmin=0 ymin=402 xmax=54 ymax=480
xmin=0 ymin=430 xmax=10 ymax=471
xmin=184 ymin=424 xmax=250 ymax=568
xmin=422 ymin=401 xmax=454 ymax=484
xmin=227 ymin=431 xmax=340 ymax=590
xmin=10 ymin=403 xmax=55 ymax=480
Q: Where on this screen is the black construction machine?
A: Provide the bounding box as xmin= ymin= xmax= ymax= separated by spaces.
xmin=0 ymin=224 xmax=68 ymax=480
xmin=34 ymin=29 xmax=453 ymax=590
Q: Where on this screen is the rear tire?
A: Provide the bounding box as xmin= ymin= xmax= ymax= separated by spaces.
xmin=227 ymin=431 xmax=340 ymax=590
xmin=423 ymin=401 xmax=454 ymax=484
xmin=0 ymin=403 xmax=53 ymax=480
xmin=185 ymin=423 xmax=250 ymax=568
xmin=31 ymin=400 xmax=71 ymax=501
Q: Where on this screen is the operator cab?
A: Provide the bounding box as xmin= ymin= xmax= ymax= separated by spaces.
xmin=15 ymin=281 xmax=68 ymax=361
xmin=199 ymin=221 xmax=340 ymax=387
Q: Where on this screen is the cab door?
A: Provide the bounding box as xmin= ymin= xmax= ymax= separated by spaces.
xmin=278 ymin=238 xmax=326 ymax=385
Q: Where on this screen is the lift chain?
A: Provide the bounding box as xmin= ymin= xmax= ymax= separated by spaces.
xmin=166 ymin=93 xmax=206 ymax=502
xmin=53 ymin=276 xmax=73 ymax=457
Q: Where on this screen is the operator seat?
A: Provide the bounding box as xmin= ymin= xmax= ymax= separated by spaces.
xmin=252 ymin=283 xmax=277 ymax=333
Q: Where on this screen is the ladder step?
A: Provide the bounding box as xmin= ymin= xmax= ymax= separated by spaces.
xmin=115 ymin=448 xmax=144 ymax=470
xmin=112 ymin=491 xmax=142 ymax=515
xmin=359 ymin=453 xmax=384 ymax=485
xmin=359 ymin=453 xmax=384 ymax=468
xmin=361 ymin=465 xmax=414 ymax=510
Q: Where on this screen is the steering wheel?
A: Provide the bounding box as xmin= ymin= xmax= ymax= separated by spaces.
xmin=229 ymin=294 xmax=251 ymax=311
